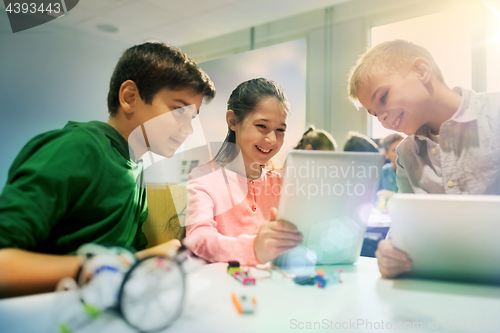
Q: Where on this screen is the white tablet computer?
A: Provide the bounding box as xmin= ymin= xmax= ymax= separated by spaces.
xmin=389 ymin=194 xmax=500 ymax=284
xmin=273 ymin=150 xmax=385 ymax=269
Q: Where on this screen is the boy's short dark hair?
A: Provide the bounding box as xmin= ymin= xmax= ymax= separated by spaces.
xmin=107 ymin=42 xmax=216 ymax=116
xmin=381 ymin=133 xmax=404 ymax=152
xmin=343 ymin=131 xmax=379 ymax=153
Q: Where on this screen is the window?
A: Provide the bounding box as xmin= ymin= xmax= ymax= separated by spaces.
xmin=486 ymin=1 xmax=500 ymax=91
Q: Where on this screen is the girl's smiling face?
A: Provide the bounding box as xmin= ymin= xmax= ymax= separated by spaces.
xmin=229 ymin=97 xmax=288 ymax=177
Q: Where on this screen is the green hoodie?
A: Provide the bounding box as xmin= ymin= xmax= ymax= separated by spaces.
xmin=0 ymin=121 xmax=148 ymax=254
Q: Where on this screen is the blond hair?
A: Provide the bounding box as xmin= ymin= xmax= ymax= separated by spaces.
xmin=347 ymin=40 xmax=444 ymax=107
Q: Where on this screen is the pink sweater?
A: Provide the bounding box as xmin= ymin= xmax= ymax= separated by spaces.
xmin=185 ymin=163 xmax=282 ymax=264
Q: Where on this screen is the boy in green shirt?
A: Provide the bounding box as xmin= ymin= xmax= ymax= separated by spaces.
xmin=0 ymin=42 xmax=216 ymax=297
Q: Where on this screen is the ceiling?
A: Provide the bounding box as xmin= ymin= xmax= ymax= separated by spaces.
xmin=2 ymin=0 xmax=353 ymax=46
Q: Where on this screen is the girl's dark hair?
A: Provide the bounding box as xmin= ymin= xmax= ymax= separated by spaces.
xmin=213 ymin=78 xmax=290 ymax=164
xmin=294 ymin=125 xmax=337 ymax=151
xmin=343 ymin=131 xmax=379 ymax=152
xmin=107 ymin=42 xmax=216 ymax=116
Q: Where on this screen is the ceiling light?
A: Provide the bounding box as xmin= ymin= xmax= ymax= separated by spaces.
xmin=96 ymin=24 xmax=119 ymax=33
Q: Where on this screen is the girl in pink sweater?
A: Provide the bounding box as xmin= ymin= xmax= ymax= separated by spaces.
xmin=185 ymin=78 xmax=303 ymax=264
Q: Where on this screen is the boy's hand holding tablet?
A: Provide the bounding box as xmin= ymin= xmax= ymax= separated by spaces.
xmin=375 ymin=239 xmax=412 ymax=278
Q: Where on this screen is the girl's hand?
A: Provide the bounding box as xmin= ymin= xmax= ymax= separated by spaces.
xmin=254 ymin=208 xmax=303 ymax=263
xmin=375 ymin=239 xmax=412 ymax=278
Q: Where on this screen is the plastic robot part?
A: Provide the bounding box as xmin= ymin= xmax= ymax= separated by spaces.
xmin=232 ymin=293 xmax=256 ymax=314
xmin=293 ymin=269 xmax=343 ymax=288
xmin=233 ymin=271 xmax=256 ymax=286
xmin=293 ymin=275 xmax=315 ymax=285
xmin=227 ymin=261 xmax=256 ymax=286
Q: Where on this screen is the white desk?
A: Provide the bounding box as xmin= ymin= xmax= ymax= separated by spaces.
xmin=1 ymin=257 xmax=499 ymax=333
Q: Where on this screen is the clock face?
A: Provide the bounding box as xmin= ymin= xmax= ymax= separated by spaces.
xmin=119 ymin=256 xmax=186 ymax=332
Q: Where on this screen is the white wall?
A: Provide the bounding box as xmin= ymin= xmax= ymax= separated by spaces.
xmin=0 ymin=10 xmax=129 ymax=190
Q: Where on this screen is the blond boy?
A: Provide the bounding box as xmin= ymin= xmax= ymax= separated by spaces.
xmin=348 ymin=40 xmax=500 ymax=278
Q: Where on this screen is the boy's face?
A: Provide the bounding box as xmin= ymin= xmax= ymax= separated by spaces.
xmin=133 ymin=88 xmax=204 ymax=158
xmin=385 ymin=139 xmax=403 ymax=165
xmin=357 ymin=71 xmax=430 ymax=136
